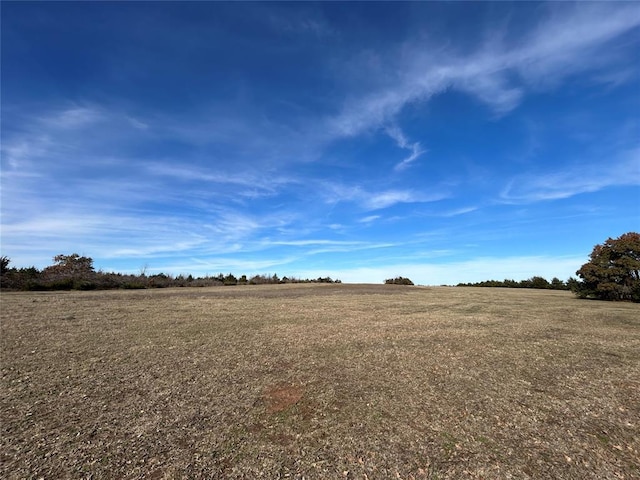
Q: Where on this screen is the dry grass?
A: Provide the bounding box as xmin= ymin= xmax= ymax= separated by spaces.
xmin=1 ymin=284 xmax=639 ymax=479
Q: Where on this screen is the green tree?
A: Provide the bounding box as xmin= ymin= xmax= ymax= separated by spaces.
xmin=574 ymin=232 xmax=640 ymax=302
xmin=0 ymin=256 xmax=10 ymax=276
xmin=385 ymin=276 xmax=414 ymax=286
xmin=529 ymin=276 xmax=550 ymax=289
xmin=223 ymin=273 xmax=238 ymax=285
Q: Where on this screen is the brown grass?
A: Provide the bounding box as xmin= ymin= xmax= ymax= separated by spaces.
xmin=1 ymin=284 xmax=639 ymax=479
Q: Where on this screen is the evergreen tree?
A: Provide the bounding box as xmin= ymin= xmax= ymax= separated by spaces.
xmin=574 ymin=232 xmax=640 ymax=301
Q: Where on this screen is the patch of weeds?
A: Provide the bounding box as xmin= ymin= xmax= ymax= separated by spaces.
xmin=439 ymin=431 xmax=460 ymax=455
xmin=208 ymin=427 xmax=250 ymax=472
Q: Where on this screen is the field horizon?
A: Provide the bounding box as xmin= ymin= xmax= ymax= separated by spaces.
xmin=2 ymin=284 xmax=639 ymax=479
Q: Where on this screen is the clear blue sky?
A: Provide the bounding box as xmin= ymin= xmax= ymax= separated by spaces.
xmin=2 ymin=1 xmax=639 ymax=285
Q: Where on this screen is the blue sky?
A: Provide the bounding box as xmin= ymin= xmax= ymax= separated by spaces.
xmin=2 ymin=1 xmax=639 ymax=285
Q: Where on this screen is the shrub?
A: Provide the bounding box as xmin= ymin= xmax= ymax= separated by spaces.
xmin=385 ymin=277 xmax=415 ymax=285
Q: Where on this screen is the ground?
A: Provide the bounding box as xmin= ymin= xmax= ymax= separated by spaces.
xmin=1 ymin=284 xmax=639 ymax=479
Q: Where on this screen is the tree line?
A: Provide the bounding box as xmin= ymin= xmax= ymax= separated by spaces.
xmin=457 ymin=276 xmax=573 ymax=290
xmin=0 ymin=254 xmax=341 ymax=291
xmin=456 ymin=232 xmax=639 ymax=302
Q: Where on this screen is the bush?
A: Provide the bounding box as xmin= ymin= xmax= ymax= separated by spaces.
xmin=385 ymin=277 xmax=414 ymax=285
xmin=223 ymin=273 xmax=238 ymax=286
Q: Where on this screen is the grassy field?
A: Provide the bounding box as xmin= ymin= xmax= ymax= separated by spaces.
xmin=1 ymin=284 xmax=639 ymax=479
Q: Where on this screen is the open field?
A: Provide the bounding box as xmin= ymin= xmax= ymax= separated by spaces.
xmin=2 ymin=284 xmax=639 ymax=479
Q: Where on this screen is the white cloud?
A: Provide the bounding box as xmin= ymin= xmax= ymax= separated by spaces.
xmin=145 ymin=163 xmax=295 ymax=198
xmin=501 ymin=147 xmax=640 ymax=203
xmin=43 ymin=106 xmax=104 ymax=129
xmin=385 ymin=125 xmax=410 ymax=150
xmin=323 ymin=182 xmax=447 ymax=211
xmin=263 ymin=239 xmax=363 ymax=247
xmin=1 ymin=103 xmax=160 ymax=181
xmin=513 ymin=3 xmax=640 ymax=86
xmin=126 ymin=116 xmax=149 ymax=130
xmin=328 ymin=3 xmax=640 ymax=139
xmin=1 ymin=136 xmax=52 ymax=171
xmin=364 ymin=190 xmax=423 ymax=210
xmin=440 ymin=206 xmax=479 ymax=217
xmin=394 ymin=145 xmax=424 ymax=172
xmin=359 ymin=215 xmax=381 ymax=224
xmin=385 ymin=125 xmax=425 ymax=171
xmin=1 ymin=215 xmax=105 ymax=238
xmin=456 ymin=74 xmax=523 ymax=116
xmin=110 ymin=238 xmax=209 ymax=258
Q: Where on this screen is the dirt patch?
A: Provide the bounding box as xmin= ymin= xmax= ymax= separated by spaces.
xmin=262 ymin=383 xmax=304 ymax=414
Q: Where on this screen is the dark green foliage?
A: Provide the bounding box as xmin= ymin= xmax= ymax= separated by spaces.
xmin=529 ymin=276 xmax=551 ymax=289
xmin=573 ymin=232 xmax=640 ymax=302
xmin=0 ymin=256 xmax=10 ymax=276
xmin=12 ymin=267 xmax=43 ymax=290
xmin=566 ymin=277 xmax=580 ymax=292
xmin=223 ymin=273 xmax=238 ymax=286
xmin=457 ymin=277 xmax=568 ymax=290
xmin=385 ymin=277 xmax=415 ymax=285
xmin=315 ymin=276 xmax=335 ymax=284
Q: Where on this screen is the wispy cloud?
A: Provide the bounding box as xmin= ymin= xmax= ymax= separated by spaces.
xmin=1 ymin=137 xmax=52 ymax=171
xmin=267 ymin=9 xmax=335 ymax=38
xmin=262 ymin=239 xmax=363 ymax=247
xmin=364 ymin=190 xmax=431 ymax=210
xmin=1 ymin=209 xmax=210 ymax=269
xmin=439 ymin=206 xmax=479 ymax=218
xmin=327 ymin=3 xmax=640 ymax=138
xmin=1 ymin=104 xmax=153 ymax=175
xmin=385 ymin=125 xmax=425 ymax=171
xmin=501 ymin=147 xmax=640 ymax=203
xmin=110 ymin=237 xmax=209 ymax=258
xmin=359 ymin=215 xmax=381 ymax=224
xmin=513 ymin=3 xmax=640 ymax=86
xmin=40 ymin=106 xmax=104 ymax=129
xmin=144 ymin=163 xmax=296 ymax=199
xmin=322 ymin=181 xmax=447 ymax=211
xmin=128 ymin=255 xmax=300 ymax=277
